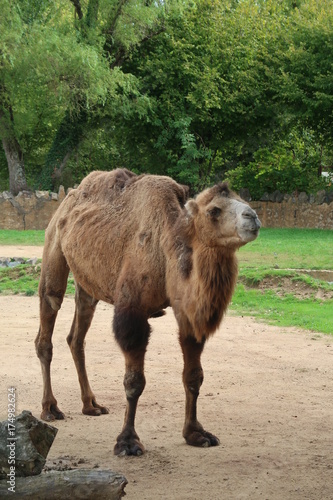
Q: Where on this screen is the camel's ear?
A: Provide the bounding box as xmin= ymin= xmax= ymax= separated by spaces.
xmin=185 ymin=199 xmax=198 ymax=217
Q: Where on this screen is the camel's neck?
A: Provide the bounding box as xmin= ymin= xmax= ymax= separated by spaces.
xmin=195 ymin=245 xmax=238 ymax=303
xmin=172 ymin=243 xmax=239 ymax=342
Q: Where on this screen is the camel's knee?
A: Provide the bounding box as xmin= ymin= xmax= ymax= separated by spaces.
xmin=66 ymin=333 xmax=85 ymax=353
xmin=45 ymin=293 xmax=64 ymax=312
xmin=184 ymin=367 xmax=204 ymax=396
xmin=113 ymin=307 xmax=151 ymax=352
xmin=35 ymin=333 xmax=53 ymax=363
xmin=124 ymin=371 xmax=146 ymax=400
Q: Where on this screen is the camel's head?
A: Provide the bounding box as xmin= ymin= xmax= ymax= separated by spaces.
xmin=185 ymin=182 xmax=261 ymax=249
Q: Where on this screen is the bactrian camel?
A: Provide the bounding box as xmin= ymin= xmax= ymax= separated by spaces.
xmin=35 ymin=168 xmax=261 ymax=456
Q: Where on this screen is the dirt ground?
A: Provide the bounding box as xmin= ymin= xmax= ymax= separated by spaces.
xmin=0 ymin=246 xmax=332 ymax=500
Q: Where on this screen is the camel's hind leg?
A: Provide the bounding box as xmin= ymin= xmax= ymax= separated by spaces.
xmin=35 ymin=246 xmax=69 ymax=421
xmin=67 ymin=283 xmax=109 ymax=416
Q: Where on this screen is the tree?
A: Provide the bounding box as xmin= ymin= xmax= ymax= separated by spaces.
xmin=0 ymin=3 xmax=27 ymax=194
xmin=106 ymin=0 xmax=284 ymax=190
xmin=275 ymin=0 xmax=333 ymax=144
xmin=37 ymin=0 xmax=170 ymax=190
xmin=0 ymin=0 xmax=168 ymax=193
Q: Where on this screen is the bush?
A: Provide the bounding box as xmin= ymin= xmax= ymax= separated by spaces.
xmin=226 ymin=135 xmax=329 ymax=199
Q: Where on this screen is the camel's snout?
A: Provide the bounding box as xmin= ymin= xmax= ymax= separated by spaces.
xmin=242 ymin=207 xmax=261 ymax=230
xmin=238 ymin=206 xmax=261 ymax=242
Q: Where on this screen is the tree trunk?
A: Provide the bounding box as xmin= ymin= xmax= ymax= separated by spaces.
xmin=2 ymin=135 xmax=28 ymax=195
xmin=0 ymin=469 xmax=127 ymax=499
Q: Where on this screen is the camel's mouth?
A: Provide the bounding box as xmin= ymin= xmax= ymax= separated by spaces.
xmin=239 ymin=214 xmax=261 ymax=243
xmin=240 ymin=227 xmax=260 ymax=243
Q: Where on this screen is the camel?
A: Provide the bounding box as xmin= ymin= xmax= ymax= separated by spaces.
xmin=35 ymin=168 xmax=261 ymax=456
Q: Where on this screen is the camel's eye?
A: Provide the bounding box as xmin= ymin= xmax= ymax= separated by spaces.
xmin=207 ymin=206 xmax=222 ymax=219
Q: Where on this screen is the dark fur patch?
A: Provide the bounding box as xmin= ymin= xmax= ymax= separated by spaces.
xmin=113 ymin=307 xmax=151 ymax=352
xmin=176 ymin=184 xmax=190 ymax=207
xmin=179 ymin=245 xmax=193 ymax=279
xmin=207 ymin=308 xmax=220 ymax=331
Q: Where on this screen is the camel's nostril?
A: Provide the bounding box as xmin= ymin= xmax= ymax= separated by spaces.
xmin=242 ymin=208 xmax=256 ymax=219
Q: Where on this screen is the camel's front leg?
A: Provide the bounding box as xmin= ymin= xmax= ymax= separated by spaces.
xmin=180 ymin=335 xmax=220 ymax=447
xmin=113 ymin=306 xmax=150 ymax=456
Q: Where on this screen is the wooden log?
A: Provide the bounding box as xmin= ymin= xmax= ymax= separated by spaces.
xmin=0 ymin=469 xmax=127 ymax=499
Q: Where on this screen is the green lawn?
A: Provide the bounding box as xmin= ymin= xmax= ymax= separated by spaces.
xmin=231 ymin=285 xmax=333 ymax=335
xmin=0 ymin=228 xmax=332 ymax=335
xmin=238 ymin=228 xmax=333 ymax=270
xmin=235 ymin=228 xmax=333 ymax=335
xmin=0 ymin=230 xmax=45 ymax=246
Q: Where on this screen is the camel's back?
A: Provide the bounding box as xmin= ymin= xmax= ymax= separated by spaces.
xmin=47 ymin=170 xmax=187 ymax=305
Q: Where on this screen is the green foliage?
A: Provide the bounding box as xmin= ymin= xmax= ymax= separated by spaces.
xmin=116 ymin=0 xmax=284 ymax=189
xmin=227 ymin=130 xmax=329 ymax=198
xmin=2 ymin=0 xmax=333 ymax=194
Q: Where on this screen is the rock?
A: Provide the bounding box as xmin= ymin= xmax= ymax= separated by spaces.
xmin=58 ymin=186 xmax=66 ymax=201
xmin=0 ymin=258 xmax=25 ymax=268
xmin=315 ymin=189 xmax=327 ymax=205
xmin=8 ymin=261 xmax=21 ymax=268
xmin=274 ymin=190 xmax=284 ymax=203
xmin=268 ymin=191 xmax=283 ymax=202
xmin=2 ymin=192 xmax=13 ymax=200
xmin=51 ymin=192 xmax=58 ymax=201
xmin=309 ymin=193 xmax=316 ymax=204
xmin=35 ymin=191 xmax=50 ymax=200
xmin=260 ymin=192 xmax=269 ymax=201
xmin=298 ymin=192 xmax=309 ymax=203
xmin=0 ymin=410 xmax=58 ymax=479
xmin=326 ymin=190 xmax=333 ymax=204
xmin=26 ymin=258 xmax=38 ymax=265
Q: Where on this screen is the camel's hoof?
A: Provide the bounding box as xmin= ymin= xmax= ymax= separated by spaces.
xmin=185 ymin=430 xmax=220 ymax=448
xmin=114 ymin=438 xmax=145 ymax=457
xmin=41 ymin=404 xmax=65 ymax=422
xmin=82 ymin=401 xmax=109 ymax=416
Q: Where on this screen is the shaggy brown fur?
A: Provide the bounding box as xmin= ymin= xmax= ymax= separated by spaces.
xmin=35 ymin=168 xmax=261 ymax=456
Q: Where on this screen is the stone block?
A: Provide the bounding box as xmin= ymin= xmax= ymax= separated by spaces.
xmin=0 ymin=410 xmax=58 ymax=479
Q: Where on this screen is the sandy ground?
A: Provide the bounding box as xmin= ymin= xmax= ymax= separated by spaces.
xmin=0 ymin=246 xmax=333 ymax=499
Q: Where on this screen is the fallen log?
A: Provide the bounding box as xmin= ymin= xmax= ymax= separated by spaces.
xmin=0 ymin=469 xmax=127 ymax=499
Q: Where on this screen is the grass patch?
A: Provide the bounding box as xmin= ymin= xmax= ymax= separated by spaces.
xmin=239 ymin=228 xmax=333 ymax=270
xmin=234 ymin=229 xmax=333 ymax=334
xmin=0 ymin=264 xmax=75 ymax=296
xmin=231 ymin=285 xmax=333 ymax=335
xmin=0 ymin=230 xmax=45 ymax=246
xmin=238 ymin=268 xmax=333 ymax=294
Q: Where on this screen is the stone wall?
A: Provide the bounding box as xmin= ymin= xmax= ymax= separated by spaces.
xmin=0 ymin=187 xmax=66 ymax=230
xmin=250 ymin=200 xmax=333 ymax=230
xmin=0 ymin=187 xmax=332 ymax=230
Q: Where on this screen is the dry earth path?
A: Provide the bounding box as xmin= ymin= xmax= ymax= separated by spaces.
xmin=0 ymin=246 xmax=332 ymax=499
